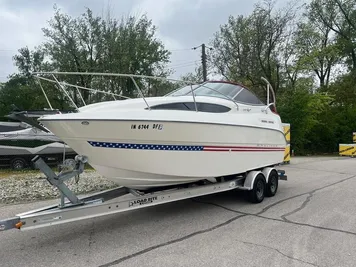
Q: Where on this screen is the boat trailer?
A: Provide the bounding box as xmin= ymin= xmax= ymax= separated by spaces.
xmin=0 ymin=155 xmax=287 ymax=232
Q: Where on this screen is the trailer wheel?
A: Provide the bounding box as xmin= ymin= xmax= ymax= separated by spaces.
xmin=266 ymin=170 xmax=279 ymax=197
xmin=248 ymin=173 xmax=266 ymax=203
xmin=10 ymin=158 xmax=27 ymax=170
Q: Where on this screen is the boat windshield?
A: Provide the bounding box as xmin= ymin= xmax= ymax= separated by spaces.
xmin=166 ymin=81 xmax=264 ymax=105
xmin=165 ymin=84 xmax=200 ymax=96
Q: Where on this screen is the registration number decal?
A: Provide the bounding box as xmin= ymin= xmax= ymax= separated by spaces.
xmin=131 ymin=123 xmax=164 ymax=130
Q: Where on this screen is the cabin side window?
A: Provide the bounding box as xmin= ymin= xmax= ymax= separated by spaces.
xmin=149 ymin=102 xmax=231 ymax=113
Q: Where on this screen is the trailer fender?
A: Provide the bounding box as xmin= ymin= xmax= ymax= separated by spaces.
xmin=261 ymin=167 xmax=277 ymax=184
xmin=243 ymin=171 xmax=265 ymax=190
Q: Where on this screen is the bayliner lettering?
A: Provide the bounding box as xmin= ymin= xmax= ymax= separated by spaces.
xmin=129 ymin=196 xmax=158 ymax=207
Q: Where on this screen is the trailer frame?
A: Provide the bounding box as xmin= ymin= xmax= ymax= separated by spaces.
xmin=0 ymin=155 xmax=287 ymax=232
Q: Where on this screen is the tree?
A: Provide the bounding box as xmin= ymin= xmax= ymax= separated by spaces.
xmin=0 ymin=76 xmax=48 ymax=118
xmin=40 ymin=6 xmax=171 ymax=101
xmin=9 ymin=45 xmax=71 ymax=112
xmin=277 ymin=78 xmax=334 ymax=154
xmin=293 ymin=21 xmax=339 ymax=89
xmin=327 ymin=71 xmax=356 ymax=107
xmin=4 ymin=5 xmax=173 ymax=115
xmin=210 ymin=0 xmax=296 ymax=96
xmin=12 ymin=47 xmax=49 ymax=78
xmin=179 ymin=66 xmax=204 ymax=83
xmin=8 ymin=6 xmax=172 ymax=110
xmin=308 ymin=0 xmax=356 ymax=70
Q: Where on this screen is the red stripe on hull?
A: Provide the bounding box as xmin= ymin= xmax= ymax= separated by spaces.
xmin=204 ymin=146 xmax=284 ymax=150
xmin=202 ymin=149 xmax=285 ymax=152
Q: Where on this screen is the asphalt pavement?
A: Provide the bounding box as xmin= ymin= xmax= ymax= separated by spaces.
xmin=0 ymin=156 xmax=355 ymax=267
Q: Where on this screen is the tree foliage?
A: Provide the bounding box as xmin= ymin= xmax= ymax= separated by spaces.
xmin=293 ymin=21 xmax=339 ymax=89
xmin=0 ymin=5 xmax=173 ymax=114
xmin=309 ymin=0 xmax=356 ymax=70
xmin=210 ymin=0 xmax=296 ymax=97
xmin=40 ymin=6 xmax=171 ymax=99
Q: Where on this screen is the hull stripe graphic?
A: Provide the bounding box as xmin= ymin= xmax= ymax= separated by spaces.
xmin=88 ymin=141 xmax=285 ymax=152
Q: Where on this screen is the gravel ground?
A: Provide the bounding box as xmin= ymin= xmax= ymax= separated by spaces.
xmin=0 ymin=169 xmax=118 ymax=204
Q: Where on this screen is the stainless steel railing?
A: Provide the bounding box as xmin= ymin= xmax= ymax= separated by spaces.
xmin=31 ymin=72 xmax=270 ymax=112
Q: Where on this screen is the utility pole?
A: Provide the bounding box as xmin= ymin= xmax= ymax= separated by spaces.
xmin=193 ymin=43 xmax=213 ymax=82
xmin=201 ymin=43 xmax=207 ymax=82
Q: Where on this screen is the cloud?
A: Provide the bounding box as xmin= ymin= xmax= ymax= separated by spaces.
xmin=0 ymin=0 xmax=267 ymax=82
xmin=129 ymin=0 xmax=259 ymax=78
xmin=132 ymin=0 xmax=182 ymax=25
xmin=0 ymin=1 xmax=58 ymax=80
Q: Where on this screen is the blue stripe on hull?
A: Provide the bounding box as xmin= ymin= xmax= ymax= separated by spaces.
xmin=88 ymin=141 xmax=204 ymax=151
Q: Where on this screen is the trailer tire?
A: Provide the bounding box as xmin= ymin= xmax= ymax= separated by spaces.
xmin=10 ymin=158 xmax=27 ymax=170
xmin=248 ymin=173 xmax=266 ymax=203
xmin=266 ymin=170 xmax=278 ymax=197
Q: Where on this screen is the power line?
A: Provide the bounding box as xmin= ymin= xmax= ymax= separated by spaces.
xmin=169 ymin=48 xmax=196 ymax=52
xmin=173 ymin=63 xmax=199 ymax=70
xmin=166 ymin=60 xmax=199 ymax=68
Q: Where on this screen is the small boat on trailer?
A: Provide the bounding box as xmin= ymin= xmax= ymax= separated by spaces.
xmin=0 ymin=72 xmax=288 ymax=231
xmin=35 ymin=72 xmax=286 ymax=190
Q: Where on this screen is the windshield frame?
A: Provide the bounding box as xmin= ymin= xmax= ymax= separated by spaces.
xmin=165 ymin=81 xmax=265 ymax=106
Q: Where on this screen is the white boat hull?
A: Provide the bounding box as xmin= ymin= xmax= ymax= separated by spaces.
xmin=40 ymin=116 xmax=286 ymax=189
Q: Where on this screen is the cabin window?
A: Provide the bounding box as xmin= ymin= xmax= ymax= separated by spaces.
xmin=149 ymin=102 xmax=231 ymax=113
xmin=150 ymin=102 xmax=190 ymax=110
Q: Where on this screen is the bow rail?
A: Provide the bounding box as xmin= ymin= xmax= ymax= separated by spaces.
xmin=31 ymin=71 xmax=244 ymax=112
xmin=32 ymin=72 xmax=198 ymax=111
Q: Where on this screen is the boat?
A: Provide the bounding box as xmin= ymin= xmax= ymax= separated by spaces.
xmin=0 ymin=109 xmax=76 ymax=169
xmin=0 ymin=121 xmax=31 ymax=132
xmin=34 ymin=72 xmax=287 ymax=190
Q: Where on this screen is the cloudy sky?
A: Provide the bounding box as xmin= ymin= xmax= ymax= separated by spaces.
xmin=0 ymin=0 xmax=292 ymax=82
